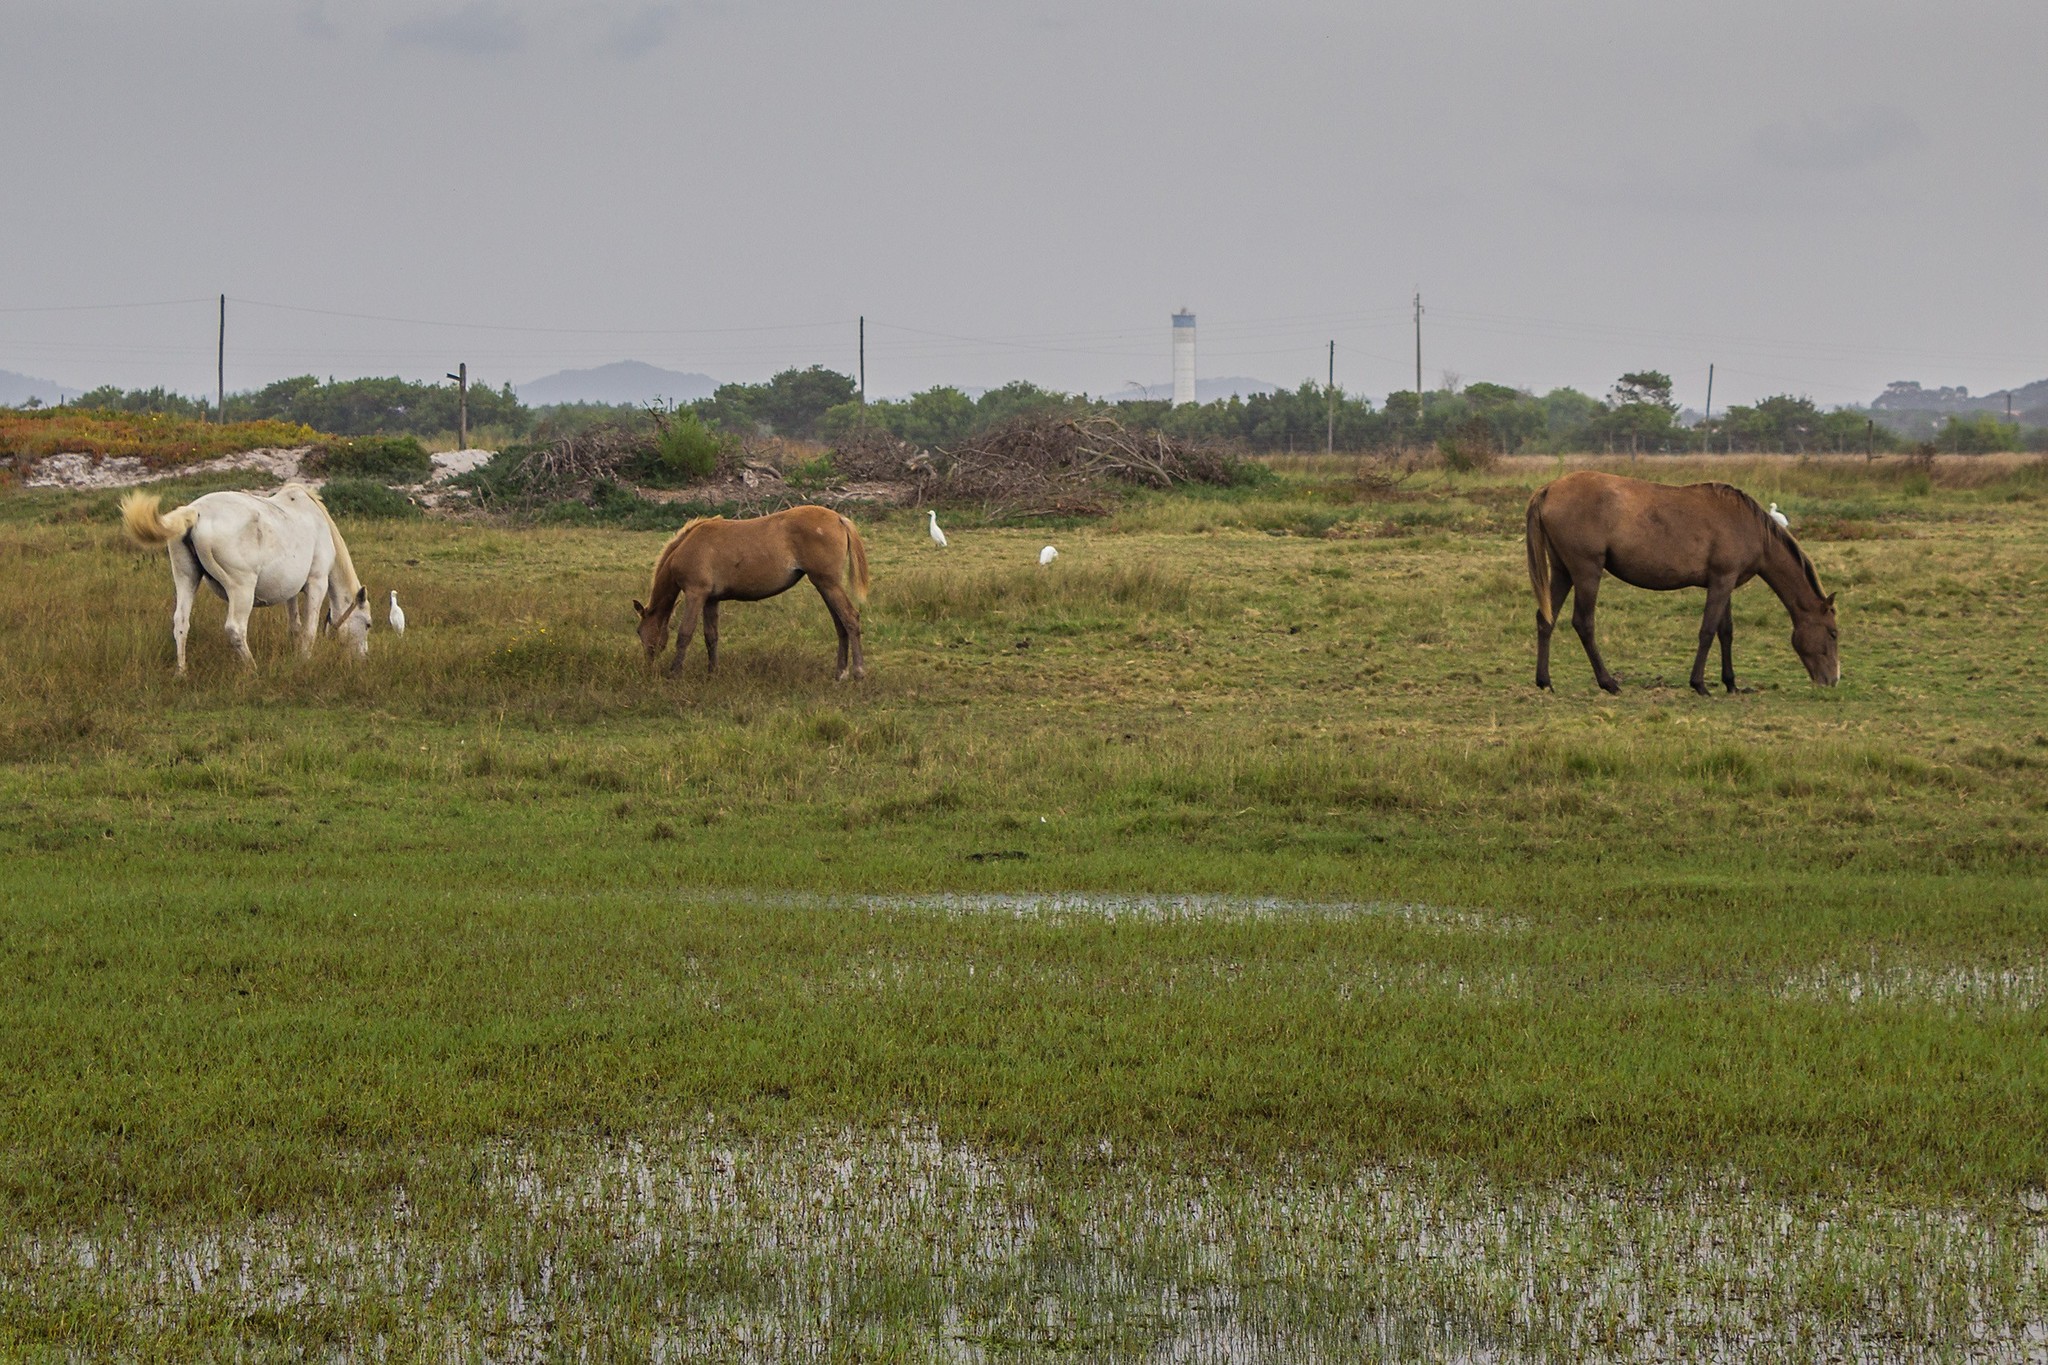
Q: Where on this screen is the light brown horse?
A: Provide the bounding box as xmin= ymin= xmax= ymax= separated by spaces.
xmin=633 ymin=505 xmax=870 ymax=680
xmin=1525 ymin=471 xmax=1838 ymax=695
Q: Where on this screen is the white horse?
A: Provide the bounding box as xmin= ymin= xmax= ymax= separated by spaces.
xmin=121 ymin=483 xmax=372 ymax=673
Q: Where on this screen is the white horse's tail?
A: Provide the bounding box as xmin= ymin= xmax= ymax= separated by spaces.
xmin=120 ymin=491 xmax=202 ymax=548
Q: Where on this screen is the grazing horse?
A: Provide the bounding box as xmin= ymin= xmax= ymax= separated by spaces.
xmin=633 ymin=505 xmax=870 ymax=680
xmin=122 ymin=483 xmax=372 ymax=674
xmin=1525 ymin=471 xmax=1838 ymax=695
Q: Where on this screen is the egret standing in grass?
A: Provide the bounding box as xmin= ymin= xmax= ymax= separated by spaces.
xmin=1039 ymin=545 xmax=1058 ymax=566
xmin=388 ymin=590 xmax=406 ymax=635
xmin=1769 ymin=502 xmax=1790 ymax=529
xmin=927 ymin=510 xmax=947 ymax=548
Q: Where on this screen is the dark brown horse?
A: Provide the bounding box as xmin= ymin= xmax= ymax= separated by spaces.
xmin=1525 ymin=471 xmax=1838 ymax=694
xmin=633 ymin=505 xmax=870 ymax=680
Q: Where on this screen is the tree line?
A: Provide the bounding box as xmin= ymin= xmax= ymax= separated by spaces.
xmin=43 ymin=367 xmax=2047 ymax=455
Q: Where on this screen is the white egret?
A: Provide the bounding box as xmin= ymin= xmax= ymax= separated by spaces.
xmin=1039 ymin=545 xmax=1058 ymax=566
xmin=1768 ymin=502 xmax=1789 ymax=529
xmin=927 ymin=510 xmax=947 ymax=548
xmin=388 ymin=590 xmax=406 ymax=635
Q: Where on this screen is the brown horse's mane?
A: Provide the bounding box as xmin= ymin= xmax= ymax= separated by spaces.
xmin=645 ymin=516 xmax=726 ymax=600
xmin=1702 ymin=482 xmax=1826 ymax=600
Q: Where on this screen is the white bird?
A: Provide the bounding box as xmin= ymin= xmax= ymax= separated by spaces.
xmin=1768 ymin=502 xmax=1789 ymax=529
xmin=927 ymin=509 xmax=947 ymax=548
xmin=1039 ymin=545 xmax=1058 ymax=566
xmin=387 ymin=590 xmax=406 ymax=635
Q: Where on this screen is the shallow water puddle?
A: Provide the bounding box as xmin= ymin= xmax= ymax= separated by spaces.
xmin=1779 ymin=960 xmax=2048 ymax=1012
xmin=741 ymin=889 xmax=1529 ymax=936
xmin=8 ymin=1123 xmax=2043 ymax=1361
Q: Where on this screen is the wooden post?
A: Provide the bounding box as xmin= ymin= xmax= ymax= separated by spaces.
xmin=1326 ymin=339 xmax=1335 ymax=454
xmin=858 ymin=316 xmax=865 ymax=406
xmin=1412 ymin=291 xmax=1423 ymax=402
xmin=1702 ymin=363 xmax=1713 ymax=452
xmin=446 ymin=363 xmax=468 ymax=450
xmin=217 ymin=294 xmax=226 ymax=424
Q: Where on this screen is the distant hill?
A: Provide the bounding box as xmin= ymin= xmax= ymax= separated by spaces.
xmin=0 ymin=369 xmax=81 ymax=407
xmin=517 ymin=361 xmax=716 ymax=407
xmin=1875 ymin=382 xmax=2048 ymax=423
xmin=1110 ymin=377 xmax=1281 ymax=403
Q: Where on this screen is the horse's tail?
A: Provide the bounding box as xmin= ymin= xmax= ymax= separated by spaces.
xmin=120 ymin=491 xmax=201 ymax=548
xmin=840 ymin=515 xmax=870 ymax=605
xmin=1525 ymin=488 xmax=1555 ymax=628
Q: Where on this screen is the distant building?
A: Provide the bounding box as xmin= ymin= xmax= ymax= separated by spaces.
xmin=1171 ymin=310 xmax=1196 ymax=407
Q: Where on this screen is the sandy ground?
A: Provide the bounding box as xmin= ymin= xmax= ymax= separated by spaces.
xmin=22 ymin=447 xmax=495 ymax=494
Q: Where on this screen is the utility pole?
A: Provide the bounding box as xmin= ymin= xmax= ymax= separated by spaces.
xmin=445 ymin=363 xmax=468 ymax=450
xmin=1413 ymin=291 xmax=1424 ymax=401
xmin=217 ymin=294 xmax=226 ymax=425
xmin=1703 ymin=363 xmax=1714 ymax=451
xmin=858 ymin=316 xmax=866 ymax=405
xmin=1326 ymin=339 xmax=1336 ymax=454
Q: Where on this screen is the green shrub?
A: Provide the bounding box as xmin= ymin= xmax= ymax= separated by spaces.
xmin=786 ymin=454 xmax=837 ymax=492
xmin=636 ymin=410 xmax=725 ymax=486
xmin=1937 ymin=414 xmax=2020 ymax=455
xmin=319 ymin=477 xmax=420 ymax=520
xmin=1438 ymin=418 xmax=1499 ymax=472
xmin=306 ymin=436 xmax=432 ymax=483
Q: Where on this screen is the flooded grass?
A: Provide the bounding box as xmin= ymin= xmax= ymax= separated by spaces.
xmin=6 ymin=1124 xmax=2043 ymax=1360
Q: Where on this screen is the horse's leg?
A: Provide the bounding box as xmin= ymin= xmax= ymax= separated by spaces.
xmin=812 ymin=579 xmax=858 ymax=681
xmin=1718 ymin=596 xmax=1738 ymax=693
xmin=1570 ymin=570 xmax=1620 ymax=694
xmin=847 ymin=592 xmax=865 ymax=680
xmin=167 ymin=542 xmax=200 ymax=675
xmin=222 ymin=578 xmax=259 ymax=668
xmin=664 ymin=594 xmax=703 ymax=678
xmin=1690 ymin=580 xmax=1736 ymax=696
xmin=1535 ymin=562 xmax=1572 ymax=691
xmin=701 ymin=599 xmax=720 ymax=674
xmin=297 ymin=573 xmax=327 ymax=657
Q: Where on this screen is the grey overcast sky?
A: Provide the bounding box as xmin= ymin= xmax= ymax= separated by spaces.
xmin=2 ymin=0 xmax=2042 ymax=409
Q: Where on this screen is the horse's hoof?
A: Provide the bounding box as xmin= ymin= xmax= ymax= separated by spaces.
xmin=1692 ymin=683 xmax=1713 ymax=697
xmin=1600 ymin=680 xmax=1621 ymax=695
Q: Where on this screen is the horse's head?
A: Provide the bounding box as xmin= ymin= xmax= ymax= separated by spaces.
xmin=1790 ymin=593 xmax=1839 ymax=686
xmin=330 ymin=585 xmax=371 ymax=658
xmin=632 ymin=599 xmax=666 ymax=661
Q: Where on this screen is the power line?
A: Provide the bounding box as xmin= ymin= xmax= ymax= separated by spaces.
xmin=0 ymin=297 xmax=214 ymax=314
xmin=227 ymin=297 xmax=855 ymax=337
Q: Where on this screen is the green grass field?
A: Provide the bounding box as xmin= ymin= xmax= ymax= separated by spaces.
xmin=2 ymin=456 xmax=2044 ymax=1359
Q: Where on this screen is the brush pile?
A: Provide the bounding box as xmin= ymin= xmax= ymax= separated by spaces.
xmin=832 ymin=414 xmax=1244 ymax=514
xmin=463 ymin=412 xmax=1247 ymax=519
xmin=498 ymin=427 xmax=652 ymax=501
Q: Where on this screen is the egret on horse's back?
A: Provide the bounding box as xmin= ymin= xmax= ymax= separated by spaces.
xmin=122 ymin=482 xmax=372 ymax=673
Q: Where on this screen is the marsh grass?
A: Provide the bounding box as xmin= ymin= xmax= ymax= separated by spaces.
xmin=2 ymin=464 xmax=2045 ymax=1354
xmin=7 ymin=1125 xmax=2043 ymax=1361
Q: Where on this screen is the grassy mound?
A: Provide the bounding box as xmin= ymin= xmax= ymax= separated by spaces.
xmin=0 ymin=408 xmax=316 ymax=468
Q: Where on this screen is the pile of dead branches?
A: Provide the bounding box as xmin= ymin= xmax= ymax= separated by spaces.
xmin=827 ymin=427 xmax=940 ymax=489
xmin=928 ymin=414 xmax=1243 ymax=513
xmin=502 ymin=427 xmax=652 ymax=500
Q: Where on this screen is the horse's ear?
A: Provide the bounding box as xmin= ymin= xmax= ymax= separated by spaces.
xmin=357 ymin=586 xmax=368 ymax=606
xmin=1825 ymin=592 xmax=1837 ymax=608
xmin=632 ymin=599 xmax=647 ymax=618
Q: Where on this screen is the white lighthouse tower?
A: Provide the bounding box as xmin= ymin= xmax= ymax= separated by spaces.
xmin=1171 ymin=309 xmax=1196 ymax=406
